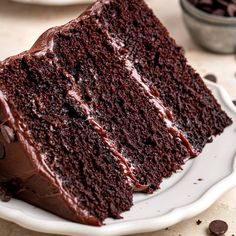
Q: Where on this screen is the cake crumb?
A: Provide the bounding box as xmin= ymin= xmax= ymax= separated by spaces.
xmin=196 ymin=220 xmax=202 ymax=225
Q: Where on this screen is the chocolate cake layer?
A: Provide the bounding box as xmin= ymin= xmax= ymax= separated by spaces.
xmin=0 ymin=54 xmax=134 ymax=225
xmin=0 ymin=0 xmax=232 ymax=226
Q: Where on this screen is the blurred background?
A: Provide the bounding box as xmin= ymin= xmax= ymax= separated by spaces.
xmin=0 ymin=0 xmax=236 ymax=235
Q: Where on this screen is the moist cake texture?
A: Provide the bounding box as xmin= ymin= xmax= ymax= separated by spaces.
xmin=0 ymin=0 xmax=232 ymax=226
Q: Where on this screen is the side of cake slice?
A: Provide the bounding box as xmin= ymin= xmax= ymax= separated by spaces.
xmin=0 ymin=0 xmax=232 ymax=226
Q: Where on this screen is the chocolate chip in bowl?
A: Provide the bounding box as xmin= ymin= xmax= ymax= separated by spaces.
xmin=180 ymin=0 xmax=236 ymax=53
xmin=188 ymin=0 xmax=236 ymax=17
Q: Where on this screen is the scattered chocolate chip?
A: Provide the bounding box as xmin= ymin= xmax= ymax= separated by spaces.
xmin=198 ymin=178 xmax=203 ymax=181
xmin=1 ymin=125 xmax=15 ymax=144
xmin=204 ymin=74 xmax=217 ymax=83
xmin=0 ymin=185 xmax=11 ymax=202
xmin=196 ymin=219 xmax=202 ymax=225
xmin=209 ymin=220 xmax=228 ymax=235
xmin=0 ymin=142 xmax=5 ymax=160
xmin=165 ymin=227 xmax=169 ymax=230
xmin=233 ymin=100 xmax=236 ymax=106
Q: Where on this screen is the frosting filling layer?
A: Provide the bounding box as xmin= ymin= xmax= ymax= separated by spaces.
xmin=102 ymin=29 xmax=198 ymax=158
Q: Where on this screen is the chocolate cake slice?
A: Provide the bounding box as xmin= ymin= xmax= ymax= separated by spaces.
xmin=0 ymin=0 xmax=232 ymax=226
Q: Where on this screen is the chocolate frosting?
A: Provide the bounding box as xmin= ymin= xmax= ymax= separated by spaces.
xmin=29 ymin=27 xmax=57 ymax=55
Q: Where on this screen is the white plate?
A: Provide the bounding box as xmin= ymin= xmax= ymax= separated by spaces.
xmin=11 ymin=0 xmax=92 ymax=5
xmin=0 ymin=80 xmax=235 ymax=236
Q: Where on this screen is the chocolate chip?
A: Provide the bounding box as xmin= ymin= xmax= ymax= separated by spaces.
xmin=199 ymin=0 xmax=213 ymax=5
xmin=189 ymin=0 xmax=199 ymax=5
xmin=227 ymin=3 xmax=236 ymax=16
xmin=204 ymin=74 xmax=217 ymax=83
xmin=209 ymin=220 xmax=228 ymax=235
xmin=216 ymin=0 xmax=229 ymax=7
xmin=212 ymin=8 xmax=225 ymax=16
xmin=1 ymin=125 xmax=15 ymax=144
xmin=200 ymin=6 xmax=214 ymax=13
xmin=188 ymin=0 xmax=236 ymax=17
xmin=233 ymin=100 xmax=236 ymax=106
xmin=196 ymin=219 xmax=202 ymax=225
xmin=0 ymin=142 xmax=5 ymax=160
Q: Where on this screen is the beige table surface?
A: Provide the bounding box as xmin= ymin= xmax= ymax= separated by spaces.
xmin=0 ymin=0 xmax=236 ymax=235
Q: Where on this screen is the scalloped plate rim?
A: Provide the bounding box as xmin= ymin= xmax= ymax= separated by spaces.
xmin=0 ymin=80 xmax=235 ymax=236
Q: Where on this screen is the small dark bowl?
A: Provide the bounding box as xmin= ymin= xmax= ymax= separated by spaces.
xmin=180 ymin=0 xmax=236 ymax=54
